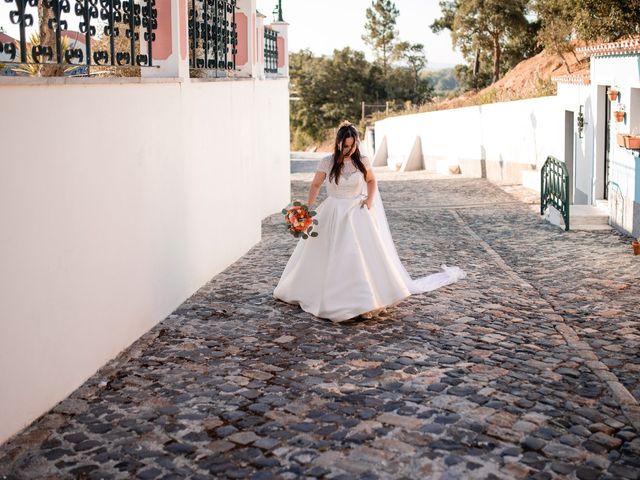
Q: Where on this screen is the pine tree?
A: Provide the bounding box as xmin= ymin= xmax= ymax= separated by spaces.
xmin=432 ymin=0 xmax=529 ymax=85
xmin=362 ymin=0 xmax=400 ymax=80
xmin=532 ymin=0 xmax=577 ymax=72
xmin=393 ymin=42 xmax=430 ymax=100
xmin=574 ymin=0 xmax=640 ymax=41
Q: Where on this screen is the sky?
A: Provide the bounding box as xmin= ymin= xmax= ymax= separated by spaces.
xmin=256 ymin=0 xmax=464 ymax=69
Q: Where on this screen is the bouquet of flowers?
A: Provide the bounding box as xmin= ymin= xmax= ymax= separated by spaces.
xmin=281 ymin=201 xmax=319 ymax=239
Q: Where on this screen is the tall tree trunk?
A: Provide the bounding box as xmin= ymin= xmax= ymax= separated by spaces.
xmin=37 ymin=2 xmax=59 ymax=76
xmin=552 ymin=38 xmax=572 ymax=73
xmin=571 ymin=50 xmax=582 ymax=66
xmin=558 ymin=51 xmax=572 ymax=74
xmin=473 ymin=47 xmax=481 ymax=90
xmin=492 ymin=34 xmax=500 ymax=84
xmin=382 ymin=43 xmax=389 ymax=98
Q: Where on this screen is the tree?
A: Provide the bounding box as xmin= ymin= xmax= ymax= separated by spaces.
xmin=453 ymin=63 xmax=492 ymax=92
xmin=432 ymin=0 xmax=529 ymax=84
xmin=393 ymin=42 xmax=432 ymax=103
xmin=289 ymin=47 xmax=434 ymax=147
xmin=37 ymin=2 xmax=58 ymax=76
xmin=501 ymin=17 xmax=542 ymax=72
xmin=573 ymin=0 xmax=640 ymax=41
xmin=362 ymin=0 xmax=400 ymax=80
xmin=532 ymin=0 xmax=577 ymax=71
xmin=289 ymin=48 xmax=375 ymax=143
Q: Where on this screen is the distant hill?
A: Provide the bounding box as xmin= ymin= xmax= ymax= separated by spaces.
xmin=424 ymin=68 xmax=458 ymax=96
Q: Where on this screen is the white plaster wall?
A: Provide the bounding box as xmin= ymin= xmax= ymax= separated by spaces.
xmin=591 ymin=56 xmax=640 ymax=89
xmin=375 ymin=96 xmax=563 ymax=182
xmin=556 ymin=82 xmax=592 ymax=204
xmin=0 ymin=77 xmax=290 ymax=444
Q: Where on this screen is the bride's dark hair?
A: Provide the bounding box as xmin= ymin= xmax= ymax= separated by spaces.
xmin=329 ymin=121 xmax=367 ymax=184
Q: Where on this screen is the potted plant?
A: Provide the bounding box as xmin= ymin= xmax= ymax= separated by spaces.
xmin=616 ymin=133 xmax=628 ymax=147
xmin=633 ymin=237 xmax=640 ymax=255
xmin=608 ymin=87 xmax=619 ymax=101
xmin=613 ymin=104 xmax=625 ymax=123
xmin=624 ymin=135 xmax=640 ymax=149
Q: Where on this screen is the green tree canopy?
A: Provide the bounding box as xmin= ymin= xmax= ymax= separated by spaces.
xmin=393 ymin=42 xmax=432 ymax=103
xmin=531 ymin=0 xmax=577 ymax=71
xmin=432 ymin=0 xmax=530 ymax=85
xmin=289 ymin=47 xmax=433 ymax=147
xmin=574 ymin=0 xmax=640 ymax=41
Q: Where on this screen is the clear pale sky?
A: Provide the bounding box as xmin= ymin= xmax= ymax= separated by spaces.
xmin=256 ymin=0 xmax=464 ymax=69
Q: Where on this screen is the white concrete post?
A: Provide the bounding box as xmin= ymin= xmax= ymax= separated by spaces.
xmin=255 ymin=10 xmax=266 ymax=80
xmin=142 ymin=0 xmax=190 ymax=79
xmin=270 ymin=20 xmax=289 ymax=77
xmin=235 ymin=0 xmax=256 ymax=77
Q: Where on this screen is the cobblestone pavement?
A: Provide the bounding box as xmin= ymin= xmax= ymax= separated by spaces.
xmin=1 ymin=170 xmax=639 ymax=480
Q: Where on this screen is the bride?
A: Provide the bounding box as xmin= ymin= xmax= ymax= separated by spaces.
xmin=274 ymin=121 xmax=465 ymax=322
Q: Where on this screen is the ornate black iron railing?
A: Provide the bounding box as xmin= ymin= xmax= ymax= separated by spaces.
xmin=541 ymin=155 xmax=570 ymax=231
xmin=188 ymin=0 xmax=237 ymax=72
xmin=263 ymin=26 xmax=277 ymax=74
xmin=0 ymin=0 xmax=158 ymax=70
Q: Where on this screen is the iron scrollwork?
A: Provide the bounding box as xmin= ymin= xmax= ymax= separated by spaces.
xmin=6 ymin=0 xmax=37 ymax=63
xmin=1 ymin=0 xmax=158 ymax=73
xmin=188 ymin=0 xmax=237 ymax=73
xmin=264 ymin=26 xmax=277 ymax=74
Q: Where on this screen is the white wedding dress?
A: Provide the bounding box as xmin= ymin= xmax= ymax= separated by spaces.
xmin=274 ymin=155 xmax=466 ymax=322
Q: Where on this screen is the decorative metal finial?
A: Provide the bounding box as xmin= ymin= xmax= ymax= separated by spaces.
xmin=273 ymin=0 xmax=283 ymax=22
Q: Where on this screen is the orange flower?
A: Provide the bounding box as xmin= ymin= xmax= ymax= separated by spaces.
xmin=282 ymin=202 xmax=318 ymax=239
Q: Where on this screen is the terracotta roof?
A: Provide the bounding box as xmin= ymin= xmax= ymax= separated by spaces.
xmin=62 ymin=31 xmax=86 ymax=44
xmin=0 ymin=32 xmax=16 ymax=44
xmin=577 ymin=38 xmax=640 ymax=57
xmin=552 ymin=71 xmax=591 ymax=85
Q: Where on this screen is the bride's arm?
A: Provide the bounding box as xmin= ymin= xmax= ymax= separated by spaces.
xmin=308 ymin=171 xmax=326 ymax=206
xmin=363 ymin=169 xmax=376 ymax=209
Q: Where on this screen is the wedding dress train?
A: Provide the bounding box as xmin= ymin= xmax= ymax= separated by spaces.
xmin=274 ymin=156 xmax=465 ymax=322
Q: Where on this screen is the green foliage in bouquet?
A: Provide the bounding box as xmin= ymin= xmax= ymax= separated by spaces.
xmin=282 ymin=201 xmax=319 ymax=239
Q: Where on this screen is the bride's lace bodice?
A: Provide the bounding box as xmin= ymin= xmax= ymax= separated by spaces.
xmin=317 ymin=156 xmax=371 ymax=199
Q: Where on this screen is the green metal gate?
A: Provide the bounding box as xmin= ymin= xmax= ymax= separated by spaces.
xmin=541 ymin=156 xmax=570 ymax=231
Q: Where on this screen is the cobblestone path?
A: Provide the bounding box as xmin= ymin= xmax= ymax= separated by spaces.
xmin=1 ymin=171 xmax=639 ymax=480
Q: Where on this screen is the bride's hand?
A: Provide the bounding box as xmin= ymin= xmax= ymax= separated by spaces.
xmin=360 ymin=198 xmax=373 ymax=210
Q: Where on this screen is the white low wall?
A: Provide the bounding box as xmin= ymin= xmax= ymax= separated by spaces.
xmin=375 ymin=96 xmax=564 ymax=183
xmin=0 ymin=77 xmax=290 ymax=444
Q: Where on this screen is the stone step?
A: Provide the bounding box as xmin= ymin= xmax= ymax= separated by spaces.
xmin=571 ymin=224 xmax=615 ymax=231
xmin=571 ymin=205 xmax=610 ymax=225
xmin=594 ymin=199 xmax=609 ymax=214
xmin=543 ymin=205 xmax=612 ymax=231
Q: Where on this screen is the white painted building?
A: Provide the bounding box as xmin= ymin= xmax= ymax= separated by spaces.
xmin=0 ymin=0 xmax=290 ymax=445
xmin=551 ymin=39 xmax=640 ymax=235
xmin=374 ymin=38 xmax=640 ymax=237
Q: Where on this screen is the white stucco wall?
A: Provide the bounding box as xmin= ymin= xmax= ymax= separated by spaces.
xmin=375 ymin=96 xmax=564 ymax=183
xmin=0 ymin=77 xmax=290 ymax=444
xmin=555 ymin=82 xmax=592 ymax=204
